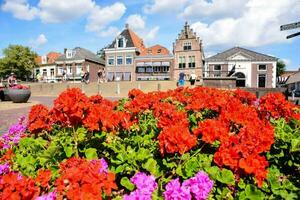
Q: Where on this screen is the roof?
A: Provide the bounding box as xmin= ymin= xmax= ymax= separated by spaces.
xmin=206 ymin=47 xmax=278 ymax=62
xmin=35 ymin=52 xmax=61 ymax=65
xmin=286 ymin=71 xmax=300 ymax=84
xmin=140 ymin=44 xmax=171 ymax=56
xmin=56 ymin=47 xmax=104 ymax=65
xmin=106 ymin=27 xmax=146 ymax=52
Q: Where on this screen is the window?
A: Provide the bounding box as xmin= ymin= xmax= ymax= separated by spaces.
xmin=76 ymin=64 xmax=82 ymax=75
xmin=258 ymin=64 xmax=267 ymax=71
xmin=148 ymin=50 xmax=152 ymax=55
xmin=108 ymin=56 xmax=115 ymax=66
xmin=43 ymin=69 xmax=47 ymax=76
xmin=126 ymin=55 xmax=133 ymax=65
xmin=67 ymin=65 xmax=72 ymax=74
xmin=57 ymin=67 xmax=63 ymax=75
xmin=50 ymin=68 xmax=55 ymax=77
xmin=123 ymin=72 xmax=131 ymax=81
xmin=183 ymin=42 xmax=192 ymax=51
xmin=179 ymin=56 xmax=186 ymax=68
xmin=66 ymin=50 xmax=74 ymax=58
xmin=36 ymin=69 xmax=40 ymax=75
xmin=214 ymin=65 xmax=221 ymax=71
xmin=157 ymin=49 xmax=161 ymax=54
xmin=188 ymin=56 xmax=195 ymax=68
xmin=117 ymin=56 xmax=123 ymax=65
xmin=258 ymin=74 xmax=266 ymax=88
xmin=146 ymin=67 xmax=153 ymax=73
xmin=137 ymin=67 xmax=146 ymax=73
xmin=118 ymin=38 xmax=124 ymax=48
xmin=107 ymin=72 xmax=114 ymax=82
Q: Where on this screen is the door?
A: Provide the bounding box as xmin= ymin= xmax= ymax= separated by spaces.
xmin=258 ymin=74 xmax=266 ymax=88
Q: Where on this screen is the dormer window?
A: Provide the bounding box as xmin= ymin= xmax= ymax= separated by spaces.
xmin=41 ymin=56 xmax=47 ymax=64
xmin=148 ymin=50 xmax=152 ymax=55
xmin=157 ymin=49 xmax=161 ymax=54
xmin=117 ymin=36 xmax=126 ymax=48
xmin=66 ymin=49 xmax=74 ymax=58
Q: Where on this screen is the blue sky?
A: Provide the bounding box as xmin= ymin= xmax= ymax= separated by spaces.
xmin=0 ymin=0 xmax=300 ymax=70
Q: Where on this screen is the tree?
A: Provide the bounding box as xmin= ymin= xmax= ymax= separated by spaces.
xmin=0 ymin=45 xmax=38 ymax=80
xmin=276 ymin=60 xmax=286 ymax=77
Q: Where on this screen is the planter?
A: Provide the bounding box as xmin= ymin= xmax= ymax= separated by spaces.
xmin=0 ymin=89 xmax=11 ymax=101
xmin=7 ymin=89 xmax=31 ymax=103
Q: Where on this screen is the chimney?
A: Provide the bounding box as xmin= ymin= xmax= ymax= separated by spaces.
xmin=64 ymin=48 xmax=67 ymax=55
xmin=125 ymin=23 xmax=129 ymax=29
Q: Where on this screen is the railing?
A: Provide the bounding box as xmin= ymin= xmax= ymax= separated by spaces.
xmin=203 ymin=70 xmax=234 ymax=78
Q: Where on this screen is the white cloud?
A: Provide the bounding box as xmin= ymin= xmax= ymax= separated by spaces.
xmin=180 ymin=0 xmax=248 ymax=20
xmin=1 ymin=0 xmax=38 ymax=20
xmin=29 ymin=34 xmax=48 ymax=48
xmin=126 ymin=14 xmax=145 ymax=30
xmin=144 ymin=26 xmax=160 ymax=42
xmin=281 ymin=58 xmax=291 ymax=66
xmin=85 ymin=2 xmax=126 ymax=33
xmin=38 ymin=0 xmax=95 ymax=23
xmin=98 ymin=27 xmax=120 ymax=37
xmin=191 ymin=0 xmax=300 ymax=48
xmin=144 ymin=0 xmax=188 ymax=14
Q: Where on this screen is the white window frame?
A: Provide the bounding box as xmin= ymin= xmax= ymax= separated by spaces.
xmin=257 ymin=64 xmax=267 ymax=71
xmin=125 ymin=54 xmax=133 ymax=65
xmin=117 ymin=55 xmax=123 ymax=66
xmin=108 ymin=56 xmax=115 ymax=66
xmin=183 ymin=42 xmax=192 ymax=50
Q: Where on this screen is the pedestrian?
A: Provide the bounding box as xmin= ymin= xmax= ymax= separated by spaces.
xmin=190 ymin=72 xmax=196 ymax=86
xmin=82 ymin=71 xmax=90 ymax=84
xmin=178 ymin=72 xmax=185 ymax=87
xmin=62 ymin=69 xmax=67 ymax=82
xmin=8 ymin=73 xmax=17 ymax=87
xmin=97 ymin=69 xmax=103 ymax=84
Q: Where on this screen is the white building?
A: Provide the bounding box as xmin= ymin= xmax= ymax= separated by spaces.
xmin=205 ymin=47 xmax=277 ymax=88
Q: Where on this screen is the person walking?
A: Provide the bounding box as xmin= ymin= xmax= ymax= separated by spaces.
xmin=190 ymin=72 xmax=196 ymax=86
xmin=97 ymin=69 xmax=103 ymax=84
xmin=178 ymin=72 xmax=185 ymax=87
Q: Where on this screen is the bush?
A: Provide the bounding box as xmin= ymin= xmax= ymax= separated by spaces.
xmin=0 ymin=87 xmax=299 ymax=199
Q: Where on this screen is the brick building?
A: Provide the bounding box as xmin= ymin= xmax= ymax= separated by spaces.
xmin=104 ymin=24 xmax=146 ymax=81
xmin=173 ymin=22 xmax=204 ymax=81
xmin=55 ymin=47 xmax=105 ymax=82
xmin=135 ymin=45 xmax=174 ymax=81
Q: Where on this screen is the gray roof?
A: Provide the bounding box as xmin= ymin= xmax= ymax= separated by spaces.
xmin=107 ymin=29 xmax=135 ymax=49
xmin=286 ymin=71 xmax=300 ymax=84
xmin=206 ymin=47 xmax=277 ymax=62
xmin=56 ymin=47 xmax=105 ymax=65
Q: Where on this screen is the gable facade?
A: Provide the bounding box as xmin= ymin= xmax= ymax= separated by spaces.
xmin=205 ymin=47 xmax=277 ymax=88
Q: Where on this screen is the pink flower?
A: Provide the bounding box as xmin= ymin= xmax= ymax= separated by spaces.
xmin=182 ymin=171 xmax=214 ymax=200
xmin=164 ymin=178 xmax=192 ymax=200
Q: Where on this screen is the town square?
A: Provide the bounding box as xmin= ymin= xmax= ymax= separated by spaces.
xmin=0 ymin=0 xmax=300 ymax=199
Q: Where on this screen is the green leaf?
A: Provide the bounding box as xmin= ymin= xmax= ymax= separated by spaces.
xmin=84 ymin=148 xmax=98 ymax=160
xmin=142 ymin=158 xmax=161 ymax=177
xmin=120 ymin=177 xmax=135 ymax=191
xmin=217 ymin=169 xmax=235 ymax=185
xmin=64 ymin=146 xmax=74 ymax=158
xmin=291 ymin=139 xmax=300 ymax=152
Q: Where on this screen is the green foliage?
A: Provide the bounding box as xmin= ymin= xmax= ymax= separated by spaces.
xmin=268 ymin=119 xmax=300 ymax=186
xmin=276 ymin=60 xmax=286 ymax=77
xmin=0 ymin=45 xmax=38 ymax=79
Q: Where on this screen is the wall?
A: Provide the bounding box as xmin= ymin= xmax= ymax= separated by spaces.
xmin=203 ymin=77 xmax=236 ymax=88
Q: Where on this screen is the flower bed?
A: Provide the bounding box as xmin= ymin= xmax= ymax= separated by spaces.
xmin=0 ymin=87 xmax=299 ymax=199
